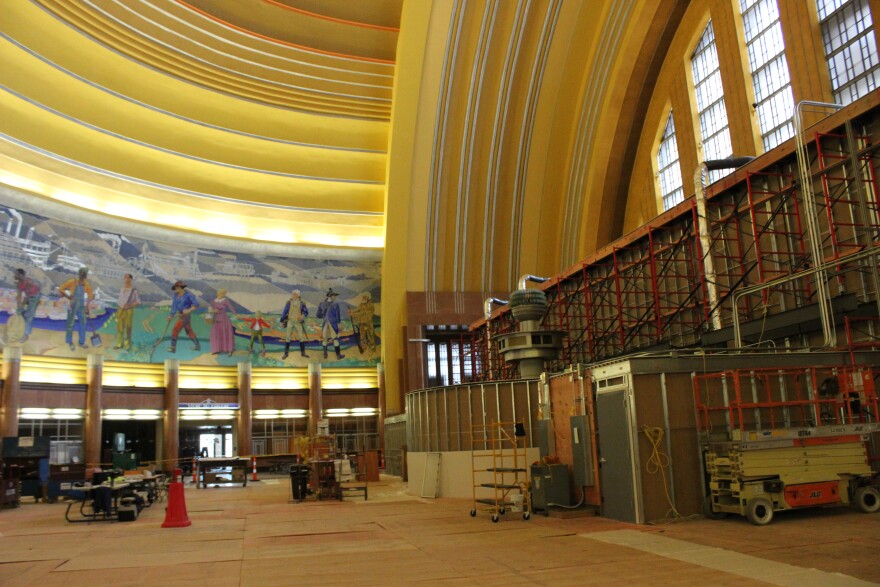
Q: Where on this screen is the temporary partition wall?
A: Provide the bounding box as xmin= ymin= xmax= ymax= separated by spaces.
xmin=587 ymin=350 xmax=875 ymax=524
xmin=405 ymin=379 xmax=539 ymax=452
xmin=383 ymin=413 xmax=407 ymax=477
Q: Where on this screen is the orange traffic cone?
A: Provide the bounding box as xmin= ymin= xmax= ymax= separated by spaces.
xmin=161 ymin=482 xmax=192 ymax=528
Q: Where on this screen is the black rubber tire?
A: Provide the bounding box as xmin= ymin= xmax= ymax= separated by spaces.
xmin=470 ymin=509 xmax=477 ymax=517
xmin=745 ymin=497 xmax=774 ymax=526
xmin=702 ymin=495 xmax=727 ymax=519
xmin=491 ymin=514 xmax=499 ymax=523
xmin=523 ymin=512 xmax=531 ymax=520
xmin=499 ymin=507 xmax=505 ymax=515
xmin=854 ymin=486 xmax=880 ymax=513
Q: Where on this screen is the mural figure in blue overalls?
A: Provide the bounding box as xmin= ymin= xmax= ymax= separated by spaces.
xmin=317 ymin=288 xmax=345 ymax=360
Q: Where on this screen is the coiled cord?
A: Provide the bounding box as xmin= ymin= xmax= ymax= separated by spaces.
xmin=641 ymin=425 xmax=682 ymax=521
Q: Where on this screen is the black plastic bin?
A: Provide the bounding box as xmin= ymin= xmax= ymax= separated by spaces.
xmin=289 ymin=464 xmax=310 ymax=501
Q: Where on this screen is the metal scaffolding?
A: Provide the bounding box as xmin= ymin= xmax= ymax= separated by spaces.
xmin=463 ymin=95 xmax=880 ymax=383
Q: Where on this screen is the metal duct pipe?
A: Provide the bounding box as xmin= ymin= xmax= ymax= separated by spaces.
xmin=484 ymin=297 xmax=508 ymax=320
xmin=693 ymin=157 xmax=754 ymax=331
xmin=483 ymin=297 xmax=507 ymax=379
xmin=517 ymin=274 xmax=549 ymax=290
xmin=704 ymin=156 xmax=755 ymax=170
xmin=795 ymin=100 xmax=842 ymax=348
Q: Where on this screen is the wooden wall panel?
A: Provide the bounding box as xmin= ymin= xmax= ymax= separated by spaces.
xmin=663 ymin=372 xmax=702 ymax=518
xmin=633 ymin=372 xmax=702 ymax=522
xmin=103 ymin=390 xmax=164 ymax=409
xmin=251 ymin=391 xmax=308 ymax=410
xmin=20 ymin=387 xmax=86 ymax=408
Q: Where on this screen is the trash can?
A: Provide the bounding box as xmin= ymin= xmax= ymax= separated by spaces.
xmin=289 ymin=464 xmax=309 ymax=501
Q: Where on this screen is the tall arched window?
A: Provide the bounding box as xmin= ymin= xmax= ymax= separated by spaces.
xmin=739 ymin=0 xmax=795 ymax=150
xmin=816 ymin=0 xmax=879 ymax=105
xmin=657 ymin=111 xmax=683 ymax=210
xmin=691 ymin=20 xmax=733 ymax=183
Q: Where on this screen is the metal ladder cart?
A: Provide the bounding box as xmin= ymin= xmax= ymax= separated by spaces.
xmin=470 ymin=421 xmax=531 ymax=522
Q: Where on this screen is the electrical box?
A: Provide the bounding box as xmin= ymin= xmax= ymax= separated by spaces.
xmin=530 ymin=463 xmax=570 ymax=514
xmin=570 ymin=415 xmax=594 ymax=486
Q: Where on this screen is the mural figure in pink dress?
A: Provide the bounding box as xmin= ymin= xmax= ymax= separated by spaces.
xmin=208 ymin=288 xmax=235 ymax=355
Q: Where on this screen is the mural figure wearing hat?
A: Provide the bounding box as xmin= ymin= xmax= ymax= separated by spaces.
xmin=115 ymin=273 xmax=140 ymax=350
xmin=14 ymin=267 xmax=41 ymax=343
xmin=167 ymin=280 xmax=200 ymax=353
xmin=350 ymin=292 xmax=376 ymax=355
xmin=316 ymin=288 xmax=345 ymax=360
xmin=59 ymin=267 xmax=93 ymax=351
xmin=280 ymin=288 xmax=309 ymax=359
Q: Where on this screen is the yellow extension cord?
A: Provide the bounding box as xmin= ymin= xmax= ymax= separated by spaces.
xmin=641 ymin=425 xmax=683 ymax=521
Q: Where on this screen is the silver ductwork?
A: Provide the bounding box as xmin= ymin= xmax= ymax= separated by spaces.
xmin=518 ymin=274 xmax=549 ymax=290
xmin=493 ymin=277 xmax=564 ymax=379
xmin=484 ymin=297 xmax=508 ymax=320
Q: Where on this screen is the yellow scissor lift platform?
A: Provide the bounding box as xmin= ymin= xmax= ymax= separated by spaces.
xmin=470 ymin=421 xmax=531 ymax=523
xmin=695 ymin=367 xmax=880 ymax=525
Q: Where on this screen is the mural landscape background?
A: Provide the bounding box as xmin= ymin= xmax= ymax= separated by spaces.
xmin=0 ymin=204 xmax=381 ymax=367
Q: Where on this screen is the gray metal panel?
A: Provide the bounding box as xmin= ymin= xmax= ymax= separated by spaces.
xmin=531 ymin=463 xmax=570 ymax=510
xmin=596 ymin=390 xmax=637 ymax=523
xmin=537 ymin=419 xmax=551 ymax=458
xmin=570 ymin=414 xmax=593 ymax=486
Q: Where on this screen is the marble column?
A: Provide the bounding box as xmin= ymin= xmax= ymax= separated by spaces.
xmin=163 ymin=359 xmax=180 ymax=474
xmin=84 ymin=354 xmax=103 ymax=469
xmin=308 ymin=362 xmax=322 ymax=437
xmin=237 ymin=361 xmax=252 ymax=456
xmin=0 ymin=346 xmax=22 ymax=437
xmin=376 ymin=362 xmax=386 ymax=453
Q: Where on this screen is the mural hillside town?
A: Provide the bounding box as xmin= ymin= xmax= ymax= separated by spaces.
xmin=0 ymin=205 xmax=381 ymax=367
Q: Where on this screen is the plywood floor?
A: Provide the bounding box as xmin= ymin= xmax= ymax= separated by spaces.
xmin=0 ymin=476 xmax=877 ymax=586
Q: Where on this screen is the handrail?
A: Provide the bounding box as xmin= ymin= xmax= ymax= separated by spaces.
xmin=732 ymin=245 xmax=880 ymax=348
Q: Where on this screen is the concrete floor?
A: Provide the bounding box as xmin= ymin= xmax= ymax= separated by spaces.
xmin=0 ymin=476 xmax=877 ymax=586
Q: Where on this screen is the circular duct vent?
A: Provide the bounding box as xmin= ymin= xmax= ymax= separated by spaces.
xmin=509 ymin=289 xmax=547 ymax=322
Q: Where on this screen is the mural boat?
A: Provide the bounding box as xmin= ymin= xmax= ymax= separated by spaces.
xmin=0 ymin=290 xmax=115 ymax=331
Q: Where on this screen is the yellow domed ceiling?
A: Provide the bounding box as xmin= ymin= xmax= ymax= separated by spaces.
xmin=0 ymin=0 xmax=401 ymax=248
xmin=2 ymin=0 xmax=691 ymax=408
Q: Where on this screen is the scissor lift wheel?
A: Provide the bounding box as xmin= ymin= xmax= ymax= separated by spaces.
xmin=855 ymin=486 xmax=880 ymax=513
xmin=746 ymin=498 xmax=774 ymax=526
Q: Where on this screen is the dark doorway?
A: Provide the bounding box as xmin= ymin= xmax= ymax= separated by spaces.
xmin=101 ymin=420 xmax=157 ymax=468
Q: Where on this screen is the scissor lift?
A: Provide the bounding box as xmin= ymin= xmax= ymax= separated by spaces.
xmin=695 ymin=367 xmax=880 ymax=525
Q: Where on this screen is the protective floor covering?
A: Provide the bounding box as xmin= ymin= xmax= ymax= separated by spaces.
xmin=0 ymin=476 xmax=877 ymax=586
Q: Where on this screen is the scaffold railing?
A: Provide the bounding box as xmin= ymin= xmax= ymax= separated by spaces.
xmin=693 ymin=366 xmax=878 ymax=438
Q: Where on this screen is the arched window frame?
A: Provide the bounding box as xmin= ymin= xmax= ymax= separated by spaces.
xmin=739 ymin=0 xmax=796 ymax=151
xmin=691 ymin=20 xmax=734 ymax=183
xmin=657 ymin=110 xmax=684 ymax=211
xmin=816 ymin=0 xmax=879 ymax=105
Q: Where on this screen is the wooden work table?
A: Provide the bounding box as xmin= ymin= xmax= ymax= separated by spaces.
xmin=196 ymin=457 xmax=250 ymax=488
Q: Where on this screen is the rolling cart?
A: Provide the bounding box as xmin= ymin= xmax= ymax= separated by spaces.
xmin=470 ymin=421 xmax=531 ymax=522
